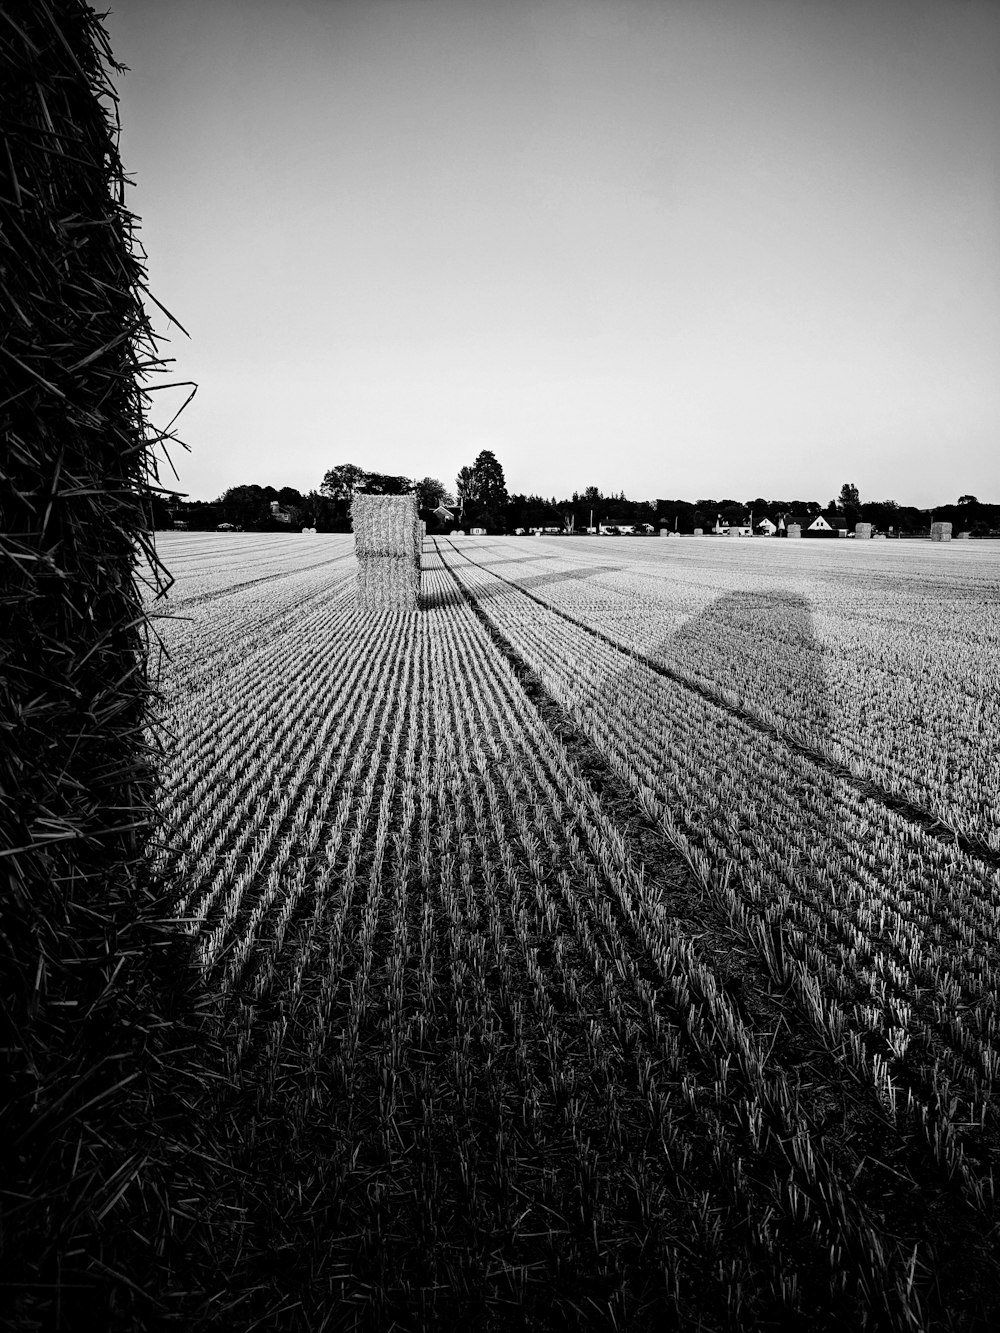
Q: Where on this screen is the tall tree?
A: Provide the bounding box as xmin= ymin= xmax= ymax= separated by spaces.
xmin=217 ymin=483 xmax=273 ymax=529
xmin=357 ymin=471 xmax=412 ymax=495
xmin=456 ymin=465 xmax=478 ymax=516
xmin=320 ymin=463 xmax=367 ymax=501
xmin=838 ymin=482 xmax=861 ymax=526
xmin=470 ymin=450 xmax=508 ymax=513
xmin=413 ymin=477 xmax=453 ymax=510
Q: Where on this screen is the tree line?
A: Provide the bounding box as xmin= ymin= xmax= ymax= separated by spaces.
xmin=162 ymin=459 xmax=999 ymax=537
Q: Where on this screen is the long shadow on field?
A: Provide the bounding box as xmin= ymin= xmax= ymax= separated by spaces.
xmin=659 ymin=588 xmax=831 ymax=737
xmin=571 ymin=587 xmax=999 ymax=1328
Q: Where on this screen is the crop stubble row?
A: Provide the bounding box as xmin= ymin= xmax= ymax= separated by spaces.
xmin=152 ymin=531 xmax=1000 ymax=1329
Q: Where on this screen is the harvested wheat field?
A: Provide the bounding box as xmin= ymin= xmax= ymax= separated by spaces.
xmin=148 ymin=530 xmax=1000 ymax=1331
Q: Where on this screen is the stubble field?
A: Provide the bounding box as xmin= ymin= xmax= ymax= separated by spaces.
xmin=150 ymin=530 xmax=1000 ymax=1330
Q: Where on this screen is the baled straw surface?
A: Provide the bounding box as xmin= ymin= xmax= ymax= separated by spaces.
xmin=1 ymin=5 xmax=223 ymax=1325
xmin=351 ymin=491 xmax=420 ymax=557
xmin=355 ymin=554 xmax=422 ymax=610
xmin=855 ymin=522 xmax=873 ymax=539
xmin=931 ymin=521 xmax=953 ymax=542
xmin=786 ymin=524 xmax=802 ymax=538
xmin=351 ymin=493 xmax=421 ymax=611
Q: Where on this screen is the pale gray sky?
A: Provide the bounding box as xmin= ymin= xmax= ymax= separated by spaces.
xmin=107 ymin=0 xmax=1000 ymax=506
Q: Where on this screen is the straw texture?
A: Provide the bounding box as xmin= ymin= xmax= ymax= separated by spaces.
xmin=0 ymin=5 xmax=217 ymax=1325
xmin=351 ymin=493 xmax=421 ymax=611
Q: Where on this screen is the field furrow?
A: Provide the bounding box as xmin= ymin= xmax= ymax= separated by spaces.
xmin=148 ymin=530 xmax=1000 ymax=1331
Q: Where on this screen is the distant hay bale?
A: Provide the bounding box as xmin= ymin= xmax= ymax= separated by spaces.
xmin=693 ymin=527 xmax=703 ymax=536
xmin=419 ymin=520 xmax=426 ymax=542
xmin=786 ymin=524 xmax=802 ymax=538
xmin=930 ymin=521 xmax=952 ymax=542
xmin=855 ymin=522 xmax=873 ymax=539
xmin=351 ymin=493 xmax=420 ymax=611
xmin=957 ymin=531 xmax=972 ymax=540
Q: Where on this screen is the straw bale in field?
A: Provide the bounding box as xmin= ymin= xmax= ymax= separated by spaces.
xmin=855 ymin=522 xmax=872 ymax=539
xmin=352 ymin=492 xmax=420 ymax=557
xmin=786 ymin=524 xmax=802 ymax=538
xmin=931 ymin=521 xmax=952 ymax=542
xmin=355 ymin=551 xmax=421 ymax=610
xmin=693 ymin=527 xmax=703 ymax=536
xmin=351 ymin=493 xmax=420 ymax=611
xmin=957 ymin=531 xmax=971 ymax=540
xmin=3 ymin=4 xmax=204 ymax=1313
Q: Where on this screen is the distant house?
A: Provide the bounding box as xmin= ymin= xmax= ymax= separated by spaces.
xmin=598 ymin=523 xmax=633 ymax=535
xmin=270 ymin=500 xmax=292 ymax=524
xmin=432 ymin=503 xmax=455 ymax=523
xmin=756 ymin=517 xmax=777 ymax=536
xmin=787 ymin=513 xmax=829 ymax=534
xmin=715 ymin=516 xmax=752 ymax=536
xmin=782 ymin=513 xmax=850 ymax=537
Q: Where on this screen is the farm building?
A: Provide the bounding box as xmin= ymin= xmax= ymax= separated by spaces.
xmin=785 ymin=513 xmax=849 ymax=537
xmin=756 ymin=517 xmax=777 ymax=535
xmin=714 ymin=517 xmax=752 ymax=536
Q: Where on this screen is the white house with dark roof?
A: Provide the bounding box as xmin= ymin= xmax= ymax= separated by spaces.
xmin=714 ymin=516 xmax=752 ymax=536
xmin=785 ymin=513 xmax=850 ymax=537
